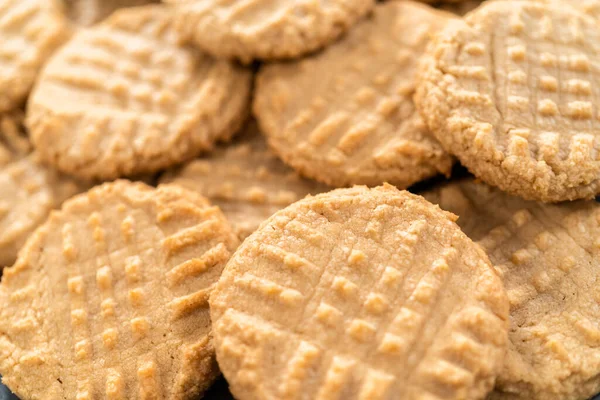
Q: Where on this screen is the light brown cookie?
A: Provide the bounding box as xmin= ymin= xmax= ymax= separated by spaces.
xmin=28 ymin=5 xmax=252 ymax=181
xmin=211 ymin=184 xmax=509 ymax=400
xmin=0 ymin=0 xmax=72 ymax=112
xmin=166 ymin=0 xmax=375 ymax=63
xmin=63 ymin=0 xmax=159 ymax=26
xmin=416 ymin=1 xmax=600 ymax=202
xmin=161 ymin=121 xmax=329 ymax=240
xmin=0 ymin=180 xmax=239 ymax=399
xmin=0 ymin=155 xmax=87 ymax=268
xmin=0 ymin=111 xmax=30 ymax=167
xmin=254 ymin=1 xmax=454 ymax=188
xmin=424 ymin=180 xmax=600 ymax=400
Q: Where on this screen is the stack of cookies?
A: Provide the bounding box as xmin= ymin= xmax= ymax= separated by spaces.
xmin=1 ymin=0 xmax=600 ymax=399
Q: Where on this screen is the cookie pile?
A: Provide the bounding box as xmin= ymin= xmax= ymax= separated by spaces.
xmin=1 ymin=1 xmax=600 ymax=400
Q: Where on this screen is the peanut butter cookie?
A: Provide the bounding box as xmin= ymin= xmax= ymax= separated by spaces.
xmin=254 ymin=1 xmax=454 ymax=188
xmin=166 ymin=0 xmax=375 ymax=63
xmin=0 ymin=180 xmax=239 ymax=399
xmin=64 ymin=0 xmax=159 ymax=26
xmin=211 ymin=184 xmax=509 ymax=400
xmin=0 ymin=155 xmax=86 ymax=268
xmin=0 ymin=0 xmax=71 ymax=112
xmin=28 ymin=5 xmax=252 ymax=180
xmin=425 ymin=180 xmax=600 ymax=400
xmin=161 ymin=121 xmax=329 ymax=240
xmin=416 ymin=1 xmax=600 ymax=201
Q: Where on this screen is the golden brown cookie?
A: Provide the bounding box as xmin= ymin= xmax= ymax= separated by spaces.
xmin=0 ymin=155 xmax=86 ymax=268
xmin=424 ymin=180 xmax=600 ymax=400
xmin=211 ymin=184 xmax=509 ymax=400
xmin=161 ymin=121 xmax=329 ymax=240
xmin=63 ymin=0 xmax=159 ymax=26
xmin=28 ymin=5 xmax=252 ymax=181
xmin=0 ymin=111 xmax=30 ymax=167
xmin=166 ymin=0 xmax=375 ymax=63
xmin=416 ymin=1 xmax=600 ymax=202
xmin=0 ymin=0 xmax=71 ymax=112
xmin=254 ymin=1 xmax=454 ymax=188
xmin=0 ymin=180 xmax=239 ymax=399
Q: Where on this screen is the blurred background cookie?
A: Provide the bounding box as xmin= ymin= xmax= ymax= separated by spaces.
xmin=0 ymin=0 xmax=71 ymax=112
xmin=0 ymin=155 xmax=87 ymax=268
xmin=63 ymin=0 xmax=159 ymax=26
xmin=27 ymin=5 xmax=252 ymax=181
xmin=161 ymin=120 xmax=329 ymax=240
xmin=166 ymin=0 xmax=375 ymax=63
xmin=0 ymin=112 xmax=30 ymax=167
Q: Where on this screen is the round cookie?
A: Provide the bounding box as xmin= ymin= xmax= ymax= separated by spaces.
xmin=254 ymin=1 xmax=454 ymax=188
xmin=0 ymin=111 xmax=30 ymax=167
xmin=0 ymin=155 xmax=87 ymax=268
xmin=416 ymin=1 xmax=600 ymax=202
xmin=64 ymin=0 xmax=160 ymax=26
xmin=161 ymin=121 xmax=329 ymax=240
xmin=166 ymin=0 xmax=375 ymax=63
xmin=0 ymin=180 xmax=239 ymax=399
xmin=28 ymin=5 xmax=252 ymax=181
xmin=424 ymin=180 xmax=600 ymax=400
xmin=210 ymin=184 xmax=509 ymax=400
xmin=0 ymin=0 xmax=71 ymax=112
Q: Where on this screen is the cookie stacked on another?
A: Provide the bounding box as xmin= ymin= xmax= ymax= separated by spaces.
xmin=2 ymin=0 xmax=600 ymax=399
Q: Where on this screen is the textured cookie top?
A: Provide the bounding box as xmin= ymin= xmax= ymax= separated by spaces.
xmin=0 ymin=155 xmax=86 ymax=268
xmin=28 ymin=5 xmax=252 ymax=180
xmin=64 ymin=0 xmax=159 ymax=26
xmin=161 ymin=121 xmax=329 ymax=240
xmin=254 ymin=1 xmax=454 ymax=188
xmin=416 ymin=1 xmax=600 ymax=201
xmin=167 ymin=0 xmax=375 ymax=63
xmin=0 ymin=111 xmax=30 ymax=167
xmin=0 ymin=180 xmax=239 ymax=399
xmin=0 ymin=0 xmax=71 ymax=112
xmin=211 ymin=185 xmax=509 ymax=400
xmin=424 ymin=180 xmax=600 ymax=400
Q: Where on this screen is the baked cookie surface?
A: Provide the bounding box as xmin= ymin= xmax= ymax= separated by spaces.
xmin=28 ymin=5 xmax=252 ymax=180
xmin=254 ymin=1 xmax=454 ymax=188
xmin=161 ymin=121 xmax=329 ymax=240
xmin=211 ymin=185 xmax=509 ymax=400
xmin=166 ymin=0 xmax=375 ymax=63
xmin=0 ymin=180 xmax=238 ymax=399
xmin=0 ymin=155 xmax=86 ymax=268
xmin=425 ymin=180 xmax=600 ymax=400
xmin=64 ymin=0 xmax=159 ymax=26
xmin=0 ymin=0 xmax=71 ymax=112
xmin=416 ymin=1 xmax=600 ymax=201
